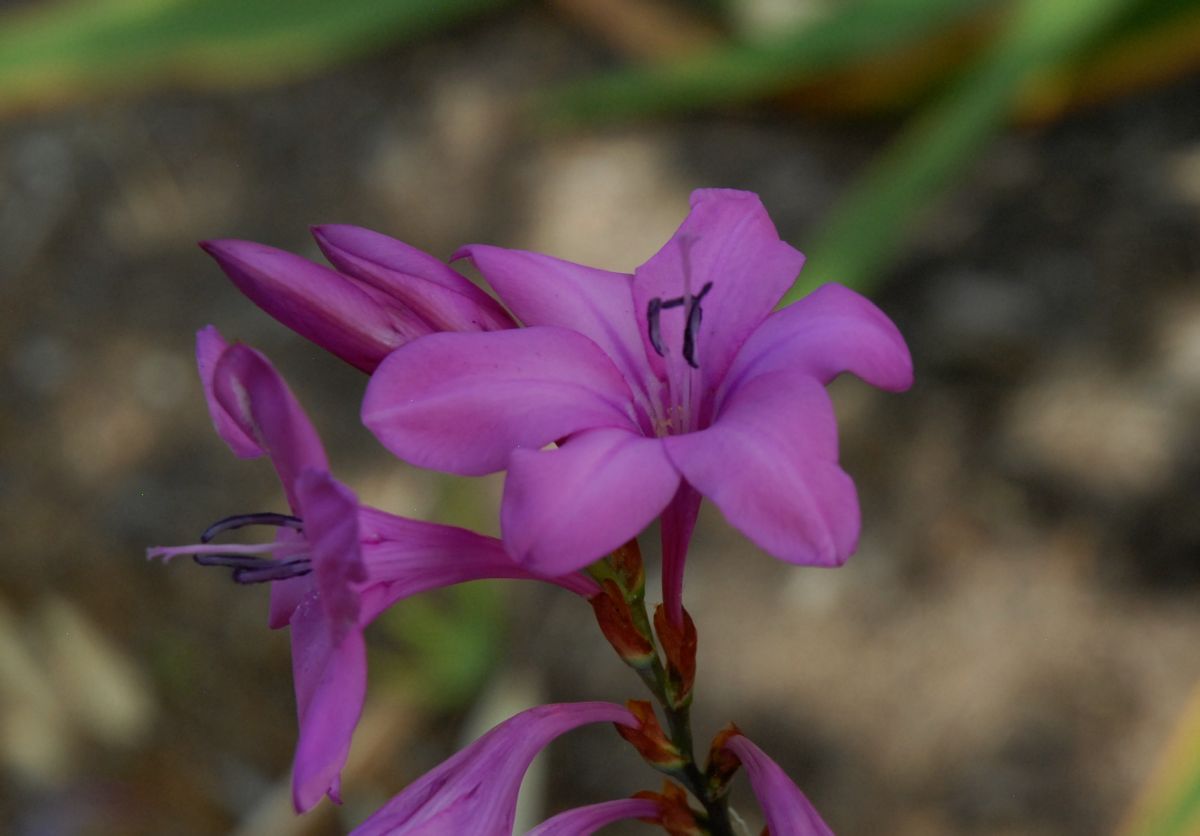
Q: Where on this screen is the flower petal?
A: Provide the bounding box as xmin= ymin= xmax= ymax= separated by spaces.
xmin=211 ymin=343 xmax=329 ymax=512
xmin=363 ymin=327 xmax=639 ymax=476
xmin=196 ymin=326 xmax=261 ymax=458
xmin=294 ymin=470 xmax=367 ymax=627
xmin=663 ymin=372 xmax=858 ymax=566
xmin=525 ymin=798 xmax=661 ymax=835
xmin=354 ymin=509 xmax=598 ymax=623
xmin=289 ymin=590 xmax=367 ymax=813
xmin=352 ymin=702 xmax=635 ymax=836
xmin=313 ymin=225 xmax=515 ymax=333
xmin=454 ymin=245 xmax=661 ymax=432
xmin=632 ymin=189 xmax=805 ymax=425
xmin=721 ymin=282 xmax=913 ymax=403
xmin=201 ymin=239 xmax=416 ymax=372
xmin=501 ymin=429 xmax=681 ymax=576
xmin=724 ymin=734 xmax=834 ymax=836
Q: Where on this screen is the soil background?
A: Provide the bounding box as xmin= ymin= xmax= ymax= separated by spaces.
xmin=2 ymin=7 xmax=1199 ymax=835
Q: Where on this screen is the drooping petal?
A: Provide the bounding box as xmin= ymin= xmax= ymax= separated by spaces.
xmin=354 ymin=509 xmax=598 ymax=623
xmin=455 ymin=245 xmax=661 ymax=432
xmin=201 ymin=239 xmax=418 ymax=372
xmin=664 ymin=371 xmax=859 ymax=566
xmin=289 ymin=590 xmax=367 ymax=813
xmin=720 ymin=282 xmax=913 ymax=404
xmin=501 ymin=429 xmax=681 ymax=576
xmin=723 ymin=734 xmax=834 ymax=836
xmin=313 ymin=225 xmax=515 ymax=333
xmin=632 ymin=189 xmax=806 ymax=426
xmin=211 ymin=343 xmax=329 ymax=512
xmin=352 ymin=702 xmax=636 ymax=836
xmin=195 ymin=326 xmax=261 ymax=458
xmin=362 ymin=327 xmax=640 ymax=476
xmin=294 ymin=470 xmax=367 ymax=628
xmin=525 ymin=798 xmax=661 ymax=835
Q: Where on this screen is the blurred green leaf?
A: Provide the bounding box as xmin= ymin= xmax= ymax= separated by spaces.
xmin=373 ymin=582 xmax=505 ymax=711
xmin=787 ymin=0 xmax=1143 ymax=298
xmin=0 ymin=0 xmax=512 ymax=114
xmin=1121 ymin=685 xmax=1200 ymax=836
xmin=540 ymin=0 xmax=996 ymax=123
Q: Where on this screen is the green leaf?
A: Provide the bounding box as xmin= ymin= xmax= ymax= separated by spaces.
xmin=1121 ymin=685 xmax=1200 ymax=836
xmin=540 ymin=0 xmax=995 ymax=124
xmin=0 ymin=0 xmax=511 ymax=113
xmin=787 ymin=0 xmax=1143 ymax=298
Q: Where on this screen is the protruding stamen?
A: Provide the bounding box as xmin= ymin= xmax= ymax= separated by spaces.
xmin=647 ymin=298 xmax=665 ymax=357
xmin=191 ymin=553 xmax=312 ymax=584
xmin=682 ymin=281 xmax=713 ymax=369
xmin=201 ymin=512 xmax=303 ymax=543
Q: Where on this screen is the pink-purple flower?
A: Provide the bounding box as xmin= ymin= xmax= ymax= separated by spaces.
xmin=723 ymin=733 xmax=834 ymax=836
xmin=362 ymin=188 xmax=913 ymax=622
xmin=351 ymin=702 xmax=636 ymax=835
xmin=149 ymin=328 xmax=596 ymax=812
xmin=200 ymin=225 xmax=514 ymax=372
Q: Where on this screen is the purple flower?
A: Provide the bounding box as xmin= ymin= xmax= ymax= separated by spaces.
xmin=351 ymin=702 xmax=636 ymax=835
xmin=723 ymin=733 xmax=834 ymax=836
xmin=200 ymin=225 xmax=514 ymax=372
xmin=149 ymin=327 xmax=595 ymax=812
xmin=362 ymin=189 xmax=912 ymax=622
xmin=525 ymin=798 xmax=661 ymax=835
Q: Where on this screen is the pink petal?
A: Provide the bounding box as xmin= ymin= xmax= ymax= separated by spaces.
xmin=526 ymin=798 xmax=661 ymax=835
xmin=352 ymin=702 xmax=635 ymax=836
xmin=660 ymin=483 xmax=701 ymax=628
xmin=294 ymin=470 xmax=367 ymax=627
xmin=454 ymin=245 xmax=661 ymax=432
xmin=354 ymin=509 xmax=598 ymax=623
xmin=289 ymin=590 xmax=367 ymax=813
xmin=664 ymin=372 xmax=859 ymax=566
xmin=195 ymin=326 xmax=261 ymax=458
xmin=211 ymin=343 xmax=329 ymax=512
xmin=724 ymin=734 xmax=834 ymax=836
xmin=313 ymin=225 xmax=515 ymax=333
xmin=201 ymin=239 xmax=416 ymax=372
xmin=721 ymin=282 xmax=913 ymax=405
xmin=268 ymin=527 xmax=312 ymax=629
xmin=501 ymin=429 xmax=681 ymax=576
xmin=632 ymin=189 xmax=805 ymax=425
xmin=362 ymin=327 xmax=640 ymax=476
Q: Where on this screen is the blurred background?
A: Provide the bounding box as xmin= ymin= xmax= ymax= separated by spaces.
xmin=1 ymin=0 xmax=1199 ymax=833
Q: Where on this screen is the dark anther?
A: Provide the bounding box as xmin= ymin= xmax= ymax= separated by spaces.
xmin=647 ymin=282 xmax=714 ymax=367
xmin=192 ymin=553 xmax=312 ymax=584
xmin=682 ymin=282 xmax=713 ymax=369
xmin=647 ymin=298 xmax=665 ymax=357
xmin=201 ymin=512 xmax=303 ymax=543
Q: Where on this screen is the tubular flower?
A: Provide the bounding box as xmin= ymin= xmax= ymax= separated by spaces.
xmin=722 ymin=734 xmax=834 ymax=836
xmin=149 ymin=327 xmax=596 ymax=812
xmin=362 ymin=188 xmax=912 ymax=622
xmin=524 ymin=798 xmax=662 ymax=835
xmin=200 ymin=225 xmax=515 ymax=372
xmin=351 ymin=702 xmax=636 ymax=836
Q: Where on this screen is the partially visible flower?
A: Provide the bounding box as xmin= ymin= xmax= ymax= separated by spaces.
xmin=722 ymin=733 xmax=833 ymax=836
xmin=200 ymin=225 xmax=514 ymax=372
xmin=351 ymin=702 xmax=636 ymax=836
xmin=363 ymin=189 xmax=912 ymax=622
xmin=149 ymin=327 xmax=595 ymax=812
xmin=525 ymin=797 xmax=661 ymax=836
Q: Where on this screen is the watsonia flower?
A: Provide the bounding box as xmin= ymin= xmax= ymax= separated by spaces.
xmin=148 ymin=327 xmax=595 ymax=812
xmin=362 ymin=188 xmax=913 ymax=623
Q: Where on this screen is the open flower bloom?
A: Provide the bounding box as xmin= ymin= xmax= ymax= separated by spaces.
xmin=200 ymin=225 xmax=515 ymax=372
xmin=723 ymin=734 xmax=834 ymax=836
xmin=351 ymin=702 xmax=636 ymax=836
xmin=149 ymin=327 xmax=596 ymax=812
xmin=363 ymin=189 xmax=913 ymax=622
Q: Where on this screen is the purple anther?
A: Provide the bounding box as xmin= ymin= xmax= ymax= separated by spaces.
xmin=233 ymin=559 xmax=313 ymax=584
xmin=200 ymin=512 xmax=303 ymax=543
